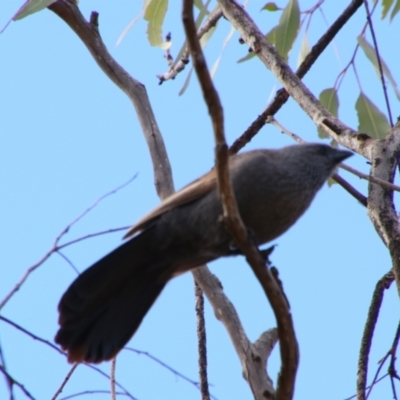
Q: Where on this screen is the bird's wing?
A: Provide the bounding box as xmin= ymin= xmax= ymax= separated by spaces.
xmin=123 ymin=168 xmax=217 ymax=239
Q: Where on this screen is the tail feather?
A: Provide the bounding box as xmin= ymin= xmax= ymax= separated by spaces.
xmin=55 ymin=232 xmax=168 ymax=363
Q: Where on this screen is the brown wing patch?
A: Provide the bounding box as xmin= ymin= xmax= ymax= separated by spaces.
xmin=123 ymin=168 xmax=217 ymax=239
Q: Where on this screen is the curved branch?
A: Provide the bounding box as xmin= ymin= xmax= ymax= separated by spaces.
xmin=183 ymin=2 xmax=298 ymax=399
xmin=357 ymin=271 xmax=394 ymax=400
xmin=49 ymin=0 xmax=174 ymax=199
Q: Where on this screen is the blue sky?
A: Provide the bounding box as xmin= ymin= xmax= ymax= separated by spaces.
xmin=1 ymin=1 xmax=399 ymax=399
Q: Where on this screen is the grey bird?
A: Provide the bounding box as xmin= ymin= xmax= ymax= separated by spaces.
xmin=55 ymin=143 xmax=352 ymax=363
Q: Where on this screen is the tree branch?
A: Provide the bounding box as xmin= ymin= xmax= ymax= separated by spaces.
xmin=49 ymin=0 xmax=174 ymax=199
xmin=158 ymin=6 xmax=223 ymax=84
xmin=367 ymin=122 xmax=400 ymax=295
xmin=269 ymin=117 xmax=368 ymax=206
xmin=51 ymin=364 xmax=79 ymax=400
xmin=217 ymin=0 xmax=373 ymax=159
xmin=357 ymin=270 xmax=394 ymax=400
xmin=230 ymin=0 xmax=364 ymax=154
xmin=194 ymin=281 xmax=210 ymax=400
xmin=183 ymin=2 xmax=298 ymax=399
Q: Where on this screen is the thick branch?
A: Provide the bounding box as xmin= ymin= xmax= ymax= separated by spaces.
xmin=49 ymin=0 xmax=174 ymax=199
xmin=367 ymin=122 xmax=400 ymax=295
xmin=194 ymin=267 xmax=277 ymax=397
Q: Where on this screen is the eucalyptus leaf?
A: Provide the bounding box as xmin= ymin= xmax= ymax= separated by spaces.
xmin=381 ymin=0 xmax=394 ymax=19
xmin=297 ymin=33 xmax=311 ymax=67
xmin=356 ymin=92 xmax=390 ymax=139
xmin=357 ymin=35 xmax=400 ymax=99
xmin=144 ymin=0 xmax=169 ymax=49
xmin=318 ymin=88 xmax=339 ymax=139
xmin=261 ymin=2 xmax=279 ymax=11
xmin=274 ymin=0 xmax=300 ymax=61
xmin=13 ymin=0 xmax=55 ymax=21
xmin=390 ymin=0 xmax=400 ymax=20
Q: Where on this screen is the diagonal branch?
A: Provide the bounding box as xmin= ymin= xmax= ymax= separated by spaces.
xmin=268 ymin=117 xmax=368 ymax=206
xmin=217 ymin=0 xmax=374 ymax=159
xmin=0 ymin=316 xmax=136 ymax=399
xmin=230 ymin=0 xmax=364 ymax=154
xmin=49 ymin=0 xmax=174 ymax=199
xmin=158 ymin=6 xmax=223 ymax=84
xmin=357 ymin=270 xmax=394 ymax=400
xmin=362 ymin=0 xmax=393 ymax=127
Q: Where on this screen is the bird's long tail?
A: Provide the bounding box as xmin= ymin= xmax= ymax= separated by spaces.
xmin=55 ymin=231 xmax=167 ymax=363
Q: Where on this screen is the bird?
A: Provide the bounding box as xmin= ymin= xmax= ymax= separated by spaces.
xmin=55 ymin=143 xmax=352 ymax=363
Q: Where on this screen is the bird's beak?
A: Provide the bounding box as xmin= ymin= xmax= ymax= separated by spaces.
xmin=331 ymin=149 xmax=353 ymax=164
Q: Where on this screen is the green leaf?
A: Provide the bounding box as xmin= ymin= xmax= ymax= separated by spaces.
xmin=261 ymin=2 xmax=279 ymax=11
xmin=13 ymin=0 xmax=55 ymax=21
xmin=178 ymin=67 xmax=194 ymax=96
xmin=297 ymin=33 xmax=311 ymax=67
xmin=274 ymin=0 xmax=300 ymax=61
xmin=194 ymin=0 xmax=210 ymax=14
xmin=382 ymin=0 xmax=394 ymax=19
xmin=390 ymin=0 xmax=400 ymax=20
xmin=357 ymin=35 xmax=400 ymax=100
xmin=237 ymin=50 xmax=256 ymax=63
xmin=356 ymin=93 xmax=390 ymax=139
xmin=144 ymin=0 xmax=169 ymax=49
xmin=318 ymin=88 xmax=339 ymax=139
xmin=210 ymin=25 xmax=235 ymax=78
xmin=266 ymin=25 xmax=279 ymax=45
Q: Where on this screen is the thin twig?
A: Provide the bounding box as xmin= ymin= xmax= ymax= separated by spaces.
xmin=362 ymin=0 xmax=393 ymax=127
xmin=388 ymin=321 xmax=400 ymax=400
xmin=124 ymin=347 xmax=203 ymax=391
xmin=365 ymin=355 xmax=390 ymax=400
xmin=0 ymin=365 xmax=35 ymax=400
xmin=59 ymin=390 xmax=130 ymax=400
xmin=0 ymin=316 xmax=136 ymax=399
xmin=51 ymin=364 xmax=79 ymax=400
xmin=0 ymin=338 xmax=14 ymax=400
xmin=341 ymin=163 xmax=400 ymax=193
xmin=56 ymin=251 xmax=80 ymax=275
xmin=0 ymin=175 xmax=136 ymax=310
xmin=111 ymin=358 xmax=117 ymax=400
xmin=345 ymin=373 xmax=389 ymax=400
xmin=331 ymin=173 xmax=367 ymax=206
xmin=158 ymin=7 xmax=223 ymax=83
xmin=270 ymin=117 xmax=400 ymax=194
xmin=57 ymin=227 xmax=130 ymax=250
xmin=194 ymin=280 xmax=210 ymax=400
xmin=357 ymin=270 xmax=394 ymax=400
xmin=268 ymin=117 xmax=368 ymax=205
